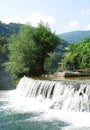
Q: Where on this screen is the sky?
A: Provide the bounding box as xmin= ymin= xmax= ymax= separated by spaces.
xmin=0 ymin=0 xmax=90 ymax=34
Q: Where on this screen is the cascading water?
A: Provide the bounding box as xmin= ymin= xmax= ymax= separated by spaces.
xmin=1 ymin=76 xmax=90 ymax=130
xmin=17 ymin=76 xmax=90 ymax=112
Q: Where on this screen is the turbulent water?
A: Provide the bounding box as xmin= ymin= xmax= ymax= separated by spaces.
xmin=0 ymin=76 xmax=90 ymax=130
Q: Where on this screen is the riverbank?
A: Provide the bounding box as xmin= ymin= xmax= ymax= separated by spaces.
xmin=54 ymin=70 xmax=90 ymax=77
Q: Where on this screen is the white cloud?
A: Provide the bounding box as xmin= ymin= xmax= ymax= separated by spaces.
xmin=27 ymin=12 xmax=56 ymax=27
xmin=80 ymin=9 xmax=90 ymax=16
xmin=84 ymin=24 xmax=90 ymax=30
xmin=64 ymin=21 xmax=79 ymax=33
xmin=1 ymin=12 xmax=56 ymax=27
xmin=69 ymin=21 xmax=78 ymax=29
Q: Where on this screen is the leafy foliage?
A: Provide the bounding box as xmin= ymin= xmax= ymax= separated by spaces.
xmin=44 ymin=39 xmax=69 ymax=74
xmin=60 ymin=38 xmax=90 ymax=70
xmin=33 ymin=22 xmax=60 ymax=74
xmin=5 ymin=23 xmax=60 ymax=84
xmin=0 ymin=37 xmax=14 ymax=89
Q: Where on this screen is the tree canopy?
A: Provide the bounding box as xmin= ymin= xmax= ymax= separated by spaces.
xmin=5 ymin=23 xmax=60 ymax=84
xmin=60 ymin=38 xmax=90 ymax=71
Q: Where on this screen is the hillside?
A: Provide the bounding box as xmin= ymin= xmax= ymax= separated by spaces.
xmin=59 ymin=30 xmax=90 ymax=43
xmin=0 ymin=21 xmax=22 ymax=38
xmin=1 ymin=21 xmax=90 ymax=44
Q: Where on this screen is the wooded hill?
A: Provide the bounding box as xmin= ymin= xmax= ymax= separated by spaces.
xmin=0 ymin=21 xmax=22 ymax=38
xmin=59 ymin=30 xmax=90 ymax=43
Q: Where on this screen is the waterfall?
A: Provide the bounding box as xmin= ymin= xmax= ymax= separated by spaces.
xmin=17 ymin=76 xmax=90 ymax=112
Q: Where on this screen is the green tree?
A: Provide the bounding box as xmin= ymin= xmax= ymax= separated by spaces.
xmin=33 ymin=22 xmax=60 ymax=74
xmin=44 ymin=52 xmax=60 ymax=74
xmin=5 ymin=23 xmax=60 ymax=84
xmin=44 ymin=39 xmax=68 ymax=74
xmin=80 ymin=38 xmax=90 ymax=44
xmin=60 ymin=38 xmax=90 ymax=71
xmin=5 ymin=25 xmax=36 ymax=83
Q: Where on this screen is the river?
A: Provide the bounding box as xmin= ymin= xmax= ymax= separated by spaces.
xmin=0 ymin=77 xmax=90 ymax=130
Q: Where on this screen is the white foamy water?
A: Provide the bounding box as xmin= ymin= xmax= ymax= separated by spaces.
xmin=5 ymin=80 xmax=90 ymax=130
xmin=16 ymin=76 xmax=90 ymax=111
xmin=5 ymin=76 xmax=90 ymax=130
